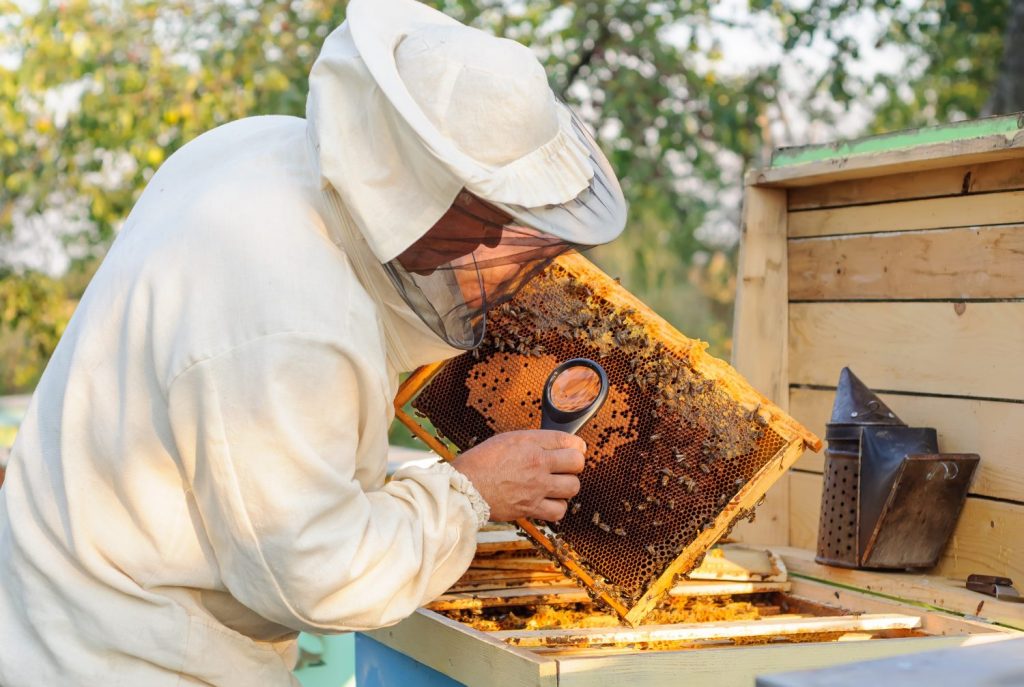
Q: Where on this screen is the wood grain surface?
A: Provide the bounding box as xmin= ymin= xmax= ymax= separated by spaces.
xmin=788 ymin=302 xmax=1024 ymax=399
xmin=788 ymin=190 xmax=1024 ymax=238
xmin=732 ymin=186 xmax=794 ymax=546
xmin=787 ymin=157 xmax=1024 ymax=210
xmin=788 ymin=225 xmax=1024 ymax=300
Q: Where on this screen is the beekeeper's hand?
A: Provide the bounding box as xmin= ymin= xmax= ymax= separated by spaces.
xmin=452 ymin=429 xmax=585 ymax=522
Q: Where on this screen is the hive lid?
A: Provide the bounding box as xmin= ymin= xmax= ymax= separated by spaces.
xmin=394 ymin=253 xmax=820 ymax=626
xmin=829 ymin=368 xmax=904 ymax=426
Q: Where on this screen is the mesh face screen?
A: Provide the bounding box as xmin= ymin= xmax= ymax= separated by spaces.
xmin=406 ymin=255 xmax=815 ymax=621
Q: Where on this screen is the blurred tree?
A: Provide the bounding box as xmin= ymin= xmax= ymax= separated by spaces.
xmin=985 ymin=0 xmax=1024 ymax=115
xmin=1 ymin=0 xmax=781 ymax=391
xmin=763 ymin=0 xmax=1020 ymax=130
xmin=1 ymin=0 xmax=1019 ymax=394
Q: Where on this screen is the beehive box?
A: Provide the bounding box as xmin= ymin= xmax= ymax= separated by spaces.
xmin=358 ymin=535 xmax=1015 ymax=687
xmin=394 ymin=252 xmax=820 ymax=625
xmin=361 ymin=113 xmax=1024 ymax=686
xmin=733 ymin=111 xmax=1024 ymax=632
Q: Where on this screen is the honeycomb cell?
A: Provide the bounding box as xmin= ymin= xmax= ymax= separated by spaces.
xmin=411 ymin=260 xmax=795 ymax=611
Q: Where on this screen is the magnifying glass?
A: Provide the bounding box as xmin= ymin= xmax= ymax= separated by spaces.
xmin=541 ymin=358 xmax=609 ymax=435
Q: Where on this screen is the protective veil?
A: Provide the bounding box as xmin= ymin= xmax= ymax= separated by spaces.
xmin=0 ymin=1 xmax=624 ymax=686
xmin=310 ymin=0 xmax=626 ymax=349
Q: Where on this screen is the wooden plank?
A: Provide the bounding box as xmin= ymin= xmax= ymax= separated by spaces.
xmin=787 ymin=472 xmax=1024 ymax=586
xmin=787 ymin=157 xmax=1024 ymax=210
xmin=556 ymin=635 xmax=988 ymax=687
xmin=788 ymin=302 xmax=1024 ymax=399
xmin=492 ymin=614 xmax=922 ymax=648
xmin=363 ymin=609 xmax=556 ymax=687
xmin=734 ymin=186 xmax=791 ymax=408
xmin=476 ymin=529 xmax=536 ymax=554
xmin=788 ymin=471 xmax=823 ymax=554
xmin=669 ymin=581 xmax=792 ymax=597
xmin=467 ymin=558 xmax=561 ymax=572
xmin=756 ymin=636 xmax=1024 ymax=687
xmin=748 ymin=119 xmax=1024 ymax=188
xmin=778 ymin=546 xmax=1024 ymax=631
xmin=688 ymin=544 xmax=788 ymax=582
xmin=789 ymin=388 xmax=1024 ymax=502
xmin=933 ymin=498 xmax=1024 ymax=583
xmin=447 ymin=579 xmax=571 ymax=593
xmin=788 ymin=190 xmax=1024 ymax=238
xmin=429 ymin=586 xmax=592 ymax=611
xmin=430 ymin=581 xmax=793 ymax=611
xmin=732 ymin=186 xmax=793 ymax=547
xmin=788 ymin=225 xmax=1024 ymax=301
xmin=455 ymin=570 xmax=567 ymax=584
xmin=786 ymin=573 xmax=1016 ymax=637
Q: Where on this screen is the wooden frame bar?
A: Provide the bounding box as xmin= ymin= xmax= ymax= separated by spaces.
xmin=363 ymin=575 xmax=1016 ymax=687
xmin=492 ymin=614 xmax=923 ymax=648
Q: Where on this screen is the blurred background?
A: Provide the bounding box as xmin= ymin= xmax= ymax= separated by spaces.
xmin=1 ymin=2 xmax=1022 ymax=683
xmin=1 ymin=0 xmax=1022 ymax=412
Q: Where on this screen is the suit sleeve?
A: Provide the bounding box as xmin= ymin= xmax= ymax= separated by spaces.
xmin=166 ymin=332 xmax=485 ymax=633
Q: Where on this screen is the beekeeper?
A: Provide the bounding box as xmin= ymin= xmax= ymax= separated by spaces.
xmin=0 ymin=0 xmax=626 ymax=685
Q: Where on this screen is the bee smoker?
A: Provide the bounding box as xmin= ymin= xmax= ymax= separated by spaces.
xmin=815 ymin=368 xmax=979 ymax=570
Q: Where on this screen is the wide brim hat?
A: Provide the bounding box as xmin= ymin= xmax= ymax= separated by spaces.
xmin=315 ymin=0 xmax=627 ymax=262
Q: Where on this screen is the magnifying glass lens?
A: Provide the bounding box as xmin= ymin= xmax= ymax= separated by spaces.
xmin=541 ymin=358 xmax=609 ymax=435
xmin=550 ymin=366 xmax=602 ymax=412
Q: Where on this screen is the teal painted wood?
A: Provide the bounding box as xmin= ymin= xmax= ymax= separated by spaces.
xmin=356 ymin=634 xmax=465 ymax=687
xmin=294 ymin=633 xmax=356 ymax=687
xmin=771 ymin=113 xmax=1024 ymax=167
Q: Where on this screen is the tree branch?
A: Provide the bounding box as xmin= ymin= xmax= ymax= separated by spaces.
xmin=984 ymin=0 xmax=1024 ymax=115
xmin=559 ymin=22 xmax=613 ymax=99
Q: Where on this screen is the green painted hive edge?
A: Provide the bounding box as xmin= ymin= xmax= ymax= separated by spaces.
xmin=771 ymin=111 xmax=1024 ymax=168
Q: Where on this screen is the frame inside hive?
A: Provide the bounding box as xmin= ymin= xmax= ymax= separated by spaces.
xmin=394 ymin=252 xmax=820 ymax=626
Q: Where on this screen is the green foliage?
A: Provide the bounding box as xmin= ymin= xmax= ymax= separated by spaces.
xmin=0 ymin=268 xmax=71 ymax=391
xmin=762 ymin=0 xmax=1012 ymax=130
xmin=0 ymin=0 xmax=1017 ymax=395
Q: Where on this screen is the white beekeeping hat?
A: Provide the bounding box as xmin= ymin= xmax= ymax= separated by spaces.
xmin=308 ymin=0 xmax=627 ymax=348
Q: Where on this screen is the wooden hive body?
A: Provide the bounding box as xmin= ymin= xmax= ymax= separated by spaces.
xmin=395 ymin=252 xmax=819 ymax=625
xmin=735 ymin=111 xmax=1024 ymax=630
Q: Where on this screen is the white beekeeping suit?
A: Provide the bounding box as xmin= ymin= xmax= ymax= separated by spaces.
xmin=0 ymin=0 xmax=625 ymax=685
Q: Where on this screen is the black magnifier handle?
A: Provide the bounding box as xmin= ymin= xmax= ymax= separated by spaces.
xmin=540 ymin=358 xmax=609 ymax=435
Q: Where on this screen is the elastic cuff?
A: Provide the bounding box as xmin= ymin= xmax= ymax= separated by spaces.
xmin=435 ymin=461 xmax=491 ymax=528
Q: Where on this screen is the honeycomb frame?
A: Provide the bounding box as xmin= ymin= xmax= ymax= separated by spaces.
xmin=394 ymin=253 xmax=820 ymax=626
